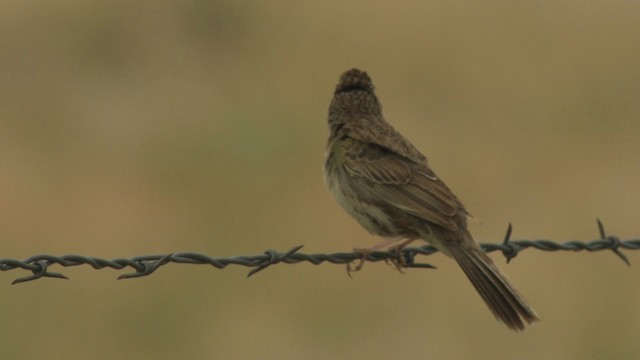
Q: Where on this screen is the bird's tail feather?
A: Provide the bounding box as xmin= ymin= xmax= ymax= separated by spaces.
xmin=446 ymin=244 xmax=539 ymax=330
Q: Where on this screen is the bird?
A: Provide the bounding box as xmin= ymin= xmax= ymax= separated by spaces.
xmin=323 ymin=68 xmax=539 ymax=330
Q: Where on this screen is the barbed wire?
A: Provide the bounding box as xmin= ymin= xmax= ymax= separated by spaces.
xmin=1 ymin=220 xmax=637 ymax=285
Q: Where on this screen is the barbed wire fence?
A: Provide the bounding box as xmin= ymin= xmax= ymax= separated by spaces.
xmin=1 ymin=219 xmax=637 ymax=285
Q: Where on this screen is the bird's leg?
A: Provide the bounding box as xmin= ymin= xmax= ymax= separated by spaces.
xmin=348 ymin=238 xmax=406 ymax=276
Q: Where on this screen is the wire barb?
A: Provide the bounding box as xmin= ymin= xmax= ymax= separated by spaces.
xmin=596 ymin=218 xmax=630 ymax=266
xmin=11 ymin=260 xmax=69 ymax=285
xmin=246 ymin=245 xmax=304 ymax=277
xmin=500 ymin=222 xmax=518 ymax=264
xmin=117 ymin=253 xmax=174 ymax=280
xmin=1 ymin=221 xmax=637 ymax=284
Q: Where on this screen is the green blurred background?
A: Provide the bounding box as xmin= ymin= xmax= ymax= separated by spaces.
xmin=1 ymin=1 xmax=639 ymax=359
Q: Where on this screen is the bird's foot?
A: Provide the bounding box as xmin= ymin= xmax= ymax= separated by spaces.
xmin=384 ymin=238 xmax=418 ymax=273
xmin=347 ymin=247 xmax=372 ymax=277
xmin=384 ymin=245 xmax=407 ymax=273
xmin=347 ymin=238 xmax=417 ymax=276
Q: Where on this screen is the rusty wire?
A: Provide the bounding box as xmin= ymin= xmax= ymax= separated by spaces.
xmin=1 ymin=220 xmax=637 ymax=285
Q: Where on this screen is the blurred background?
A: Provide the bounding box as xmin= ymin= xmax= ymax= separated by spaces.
xmin=1 ymin=1 xmax=639 ymax=359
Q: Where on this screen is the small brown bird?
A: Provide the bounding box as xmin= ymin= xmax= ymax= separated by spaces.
xmin=324 ymin=68 xmax=539 ymax=330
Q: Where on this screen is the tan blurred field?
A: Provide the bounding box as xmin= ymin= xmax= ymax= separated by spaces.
xmin=1 ymin=1 xmax=639 ymax=359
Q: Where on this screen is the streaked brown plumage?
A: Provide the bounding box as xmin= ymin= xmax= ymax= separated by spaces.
xmin=324 ymin=68 xmax=539 ymax=330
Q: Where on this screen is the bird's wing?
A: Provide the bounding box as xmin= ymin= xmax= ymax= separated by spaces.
xmin=343 ymin=140 xmax=462 ymax=231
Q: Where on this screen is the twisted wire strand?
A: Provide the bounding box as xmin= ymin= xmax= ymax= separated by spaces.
xmin=1 ymin=220 xmax=637 ymax=284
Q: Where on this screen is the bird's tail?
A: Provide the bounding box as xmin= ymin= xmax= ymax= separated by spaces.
xmin=445 ymin=242 xmax=539 ymax=330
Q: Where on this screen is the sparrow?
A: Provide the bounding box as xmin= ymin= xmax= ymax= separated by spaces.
xmin=324 ymin=68 xmax=539 ymax=330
